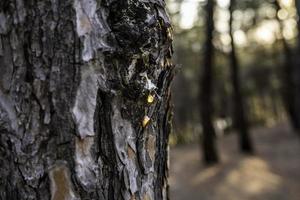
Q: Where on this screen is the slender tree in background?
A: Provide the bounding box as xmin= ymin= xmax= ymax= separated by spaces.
xmin=0 ymin=0 xmax=174 ymax=199
xmin=229 ymin=0 xmax=254 ymax=153
xmin=274 ymin=0 xmax=300 ymax=133
xmin=293 ymin=0 xmax=300 ymax=136
xmin=199 ymin=0 xmax=219 ymax=164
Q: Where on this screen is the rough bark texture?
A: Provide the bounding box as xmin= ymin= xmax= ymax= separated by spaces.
xmin=0 ymin=0 xmax=174 ymax=200
xmin=199 ymin=0 xmax=219 ymax=165
xmin=229 ymin=0 xmax=254 ymax=153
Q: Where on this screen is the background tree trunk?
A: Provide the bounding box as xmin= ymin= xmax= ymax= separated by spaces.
xmin=274 ymin=0 xmax=300 ymax=133
xmin=293 ymin=0 xmax=300 ymax=136
xmin=229 ymin=0 xmax=254 ymax=153
xmin=0 ymin=0 xmax=174 ymax=199
xmin=199 ymin=0 xmax=219 ymax=165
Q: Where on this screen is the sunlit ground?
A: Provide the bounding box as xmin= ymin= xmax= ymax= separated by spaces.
xmin=169 ymin=123 xmax=300 ymax=200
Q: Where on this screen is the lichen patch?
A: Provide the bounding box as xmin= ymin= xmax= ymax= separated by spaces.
xmin=72 ymin=67 xmax=98 ymax=138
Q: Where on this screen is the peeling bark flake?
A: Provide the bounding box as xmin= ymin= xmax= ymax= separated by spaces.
xmin=49 ymin=164 xmax=78 ymax=200
xmin=75 ymin=137 xmax=97 ymax=189
xmin=111 ymin=100 xmax=138 ymax=194
xmin=0 ymin=12 xmax=8 ymax=34
xmin=0 ymin=90 xmax=19 ymax=133
xmin=72 ymin=67 xmax=99 ymax=138
xmin=73 ymin=0 xmax=112 ymax=61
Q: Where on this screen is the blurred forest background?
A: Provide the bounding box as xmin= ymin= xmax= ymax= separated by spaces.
xmin=167 ymin=0 xmax=300 ymax=199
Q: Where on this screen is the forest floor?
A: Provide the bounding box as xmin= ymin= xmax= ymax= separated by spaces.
xmin=169 ymin=123 xmax=300 ymax=200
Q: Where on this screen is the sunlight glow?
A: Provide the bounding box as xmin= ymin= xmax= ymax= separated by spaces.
xmin=215 ymin=9 xmax=230 ymax=33
xmin=178 ymin=0 xmax=231 ymax=29
xmin=255 ymin=28 xmax=275 ymax=44
xmin=220 ymin=33 xmax=231 ymax=46
xmin=280 ymin=0 xmax=293 ymax=7
xmin=283 ymin=18 xmax=297 ymax=39
xmin=234 ymin=30 xmax=247 ymax=46
xmin=254 ymin=21 xmax=279 ymax=44
xmin=278 ymin=9 xmax=289 ymax=20
xmin=179 ymin=1 xmax=199 ymax=29
xmin=171 ymin=0 xmax=297 ymax=44
xmin=217 ymin=0 xmax=230 ymax=8
xmin=167 ymin=1 xmax=179 ymax=13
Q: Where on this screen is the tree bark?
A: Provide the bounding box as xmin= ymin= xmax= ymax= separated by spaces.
xmin=0 ymin=0 xmax=174 ymax=199
xmin=199 ymin=0 xmax=219 ymax=165
xmin=229 ymin=0 xmax=254 ymax=153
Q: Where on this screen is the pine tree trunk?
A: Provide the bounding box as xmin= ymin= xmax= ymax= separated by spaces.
xmin=293 ymin=0 xmax=300 ymax=136
xmin=199 ymin=0 xmax=219 ymax=165
xmin=0 ymin=0 xmax=174 ymax=199
xmin=274 ymin=0 xmax=300 ymax=132
xmin=229 ymin=0 xmax=254 ymax=153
